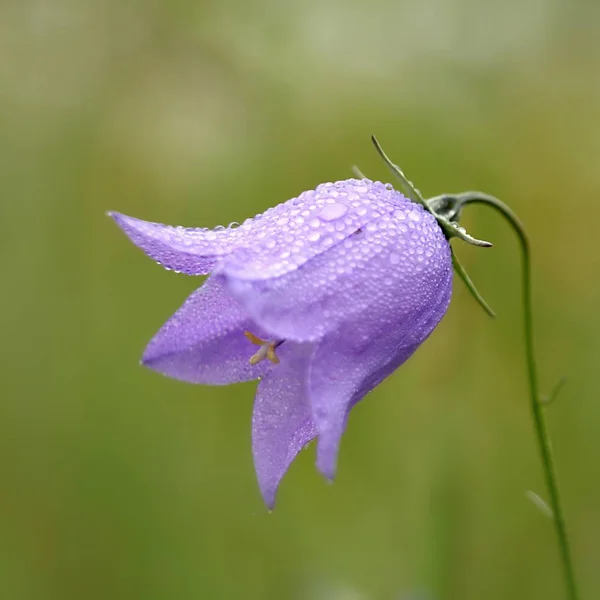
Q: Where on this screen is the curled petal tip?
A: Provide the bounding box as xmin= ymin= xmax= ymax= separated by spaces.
xmin=316 ymin=454 xmax=337 ymax=483
xmin=107 ymin=210 xmax=124 ymax=222
xmin=319 ymin=471 xmax=336 ymax=485
xmin=257 ymin=486 xmax=277 ymax=509
xmin=140 ymin=354 xmax=154 ymax=368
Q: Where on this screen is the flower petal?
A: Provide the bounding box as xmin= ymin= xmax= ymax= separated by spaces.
xmin=217 ymin=179 xmax=404 ymax=281
xmin=252 ymin=343 xmax=317 ymax=508
xmin=308 ymin=271 xmax=452 ymax=480
xmin=219 ymin=197 xmax=451 ymax=341
xmin=109 ymin=212 xmax=247 ymax=275
xmin=142 ymin=276 xmax=273 ymax=384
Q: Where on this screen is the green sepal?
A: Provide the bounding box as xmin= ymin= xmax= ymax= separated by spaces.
xmin=369 ymin=136 xmax=494 ymax=317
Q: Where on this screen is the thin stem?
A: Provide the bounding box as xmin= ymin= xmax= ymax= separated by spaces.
xmin=457 ymin=192 xmax=579 ymax=600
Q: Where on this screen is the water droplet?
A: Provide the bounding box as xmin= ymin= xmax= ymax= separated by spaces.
xmin=408 ymin=210 xmax=421 ymax=222
xmin=319 ymin=203 xmax=348 ymax=222
xmin=277 ymin=217 xmax=289 ymax=226
xmin=308 ymin=231 xmax=320 ymax=242
xmin=309 ymin=218 xmax=320 ymax=228
xmin=390 ymin=252 xmax=400 ymax=265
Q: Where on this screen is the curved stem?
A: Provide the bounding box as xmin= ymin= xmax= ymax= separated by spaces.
xmin=456 ymin=192 xmax=579 ymax=600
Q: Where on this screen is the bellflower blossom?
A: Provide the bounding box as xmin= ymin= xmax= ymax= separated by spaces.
xmin=110 ymin=178 xmax=453 ymax=507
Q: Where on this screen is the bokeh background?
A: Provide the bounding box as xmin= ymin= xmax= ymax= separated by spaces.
xmin=2 ymin=0 xmax=600 ymax=598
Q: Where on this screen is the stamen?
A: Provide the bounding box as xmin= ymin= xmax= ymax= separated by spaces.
xmin=245 ymin=331 xmax=283 ymax=365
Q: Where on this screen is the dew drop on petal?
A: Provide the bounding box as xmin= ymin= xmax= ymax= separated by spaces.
xmin=318 ymin=203 xmax=348 ymax=222
xmin=308 ymin=231 xmax=321 ymax=242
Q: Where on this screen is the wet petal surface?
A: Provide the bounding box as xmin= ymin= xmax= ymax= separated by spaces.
xmin=308 ymin=266 xmax=452 ymax=479
xmin=220 ymin=197 xmax=451 ymax=341
xmin=142 ymin=277 xmax=272 ymax=384
xmin=217 ymin=179 xmax=406 ymax=281
xmin=110 ymin=212 xmax=248 ymax=275
xmin=252 ymin=343 xmax=317 ymax=508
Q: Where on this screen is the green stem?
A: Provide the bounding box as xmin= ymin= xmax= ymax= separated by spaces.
xmin=457 ymin=192 xmax=579 ymax=600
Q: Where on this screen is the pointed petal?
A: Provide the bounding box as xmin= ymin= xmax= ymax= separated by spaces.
xmin=142 ymin=276 xmax=273 ymax=384
xmin=309 ymin=275 xmax=452 ymax=479
xmin=109 ymin=212 xmax=246 ymax=275
xmin=252 ymin=343 xmax=317 ymax=508
xmin=219 ymin=191 xmax=451 ymax=341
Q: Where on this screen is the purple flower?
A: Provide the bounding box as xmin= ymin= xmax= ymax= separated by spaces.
xmin=110 ymin=178 xmax=452 ymax=507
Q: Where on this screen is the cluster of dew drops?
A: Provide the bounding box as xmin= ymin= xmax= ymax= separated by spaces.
xmin=163 ymin=179 xmax=447 ymax=279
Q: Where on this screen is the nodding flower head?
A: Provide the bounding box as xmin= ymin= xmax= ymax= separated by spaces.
xmin=110 ymin=178 xmax=453 ymax=508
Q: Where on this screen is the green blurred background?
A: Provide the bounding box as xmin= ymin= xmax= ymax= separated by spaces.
xmin=2 ymin=0 xmax=599 ymax=598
